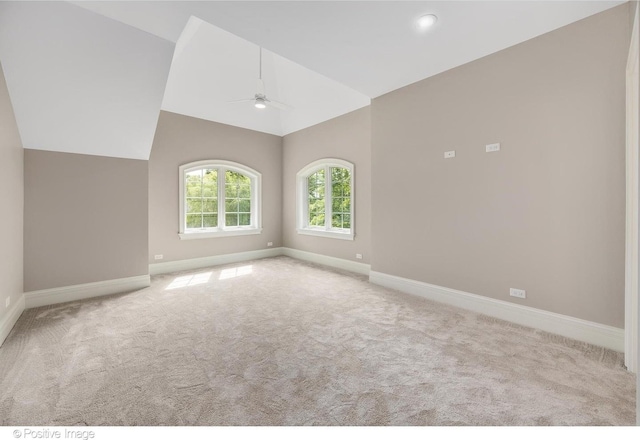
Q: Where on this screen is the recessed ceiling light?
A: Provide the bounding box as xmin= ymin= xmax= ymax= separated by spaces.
xmin=417 ymin=14 xmax=438 ymax=30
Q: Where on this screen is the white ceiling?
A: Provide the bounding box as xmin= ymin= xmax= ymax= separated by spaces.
xmin=161 ymin=16 xmax=370 ymax=136
xmin=74 ymin=0 xmax=626 ymax=97
xmin=0 ymin=1 xmax=627 ymax=160
xmin=0 ymin=1 xmax=173 ymax=160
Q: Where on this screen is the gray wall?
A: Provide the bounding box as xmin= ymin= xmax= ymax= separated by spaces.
xmin=24 ymin=150 xmax=149 ymax=291
xmin=149 ymin=111 xmax=282 ymax=263
xmin=283 ymin=107 xmax=372 ymax=263
xmin=0 ymin=62 xmax=23 ymax=323
xmin=371 ymin=4 xmax=629 ymax=328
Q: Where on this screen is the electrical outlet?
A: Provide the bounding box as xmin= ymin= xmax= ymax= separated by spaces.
xmin=355 ymin=253 xmax=363 ymax=260
xmin=267 ymin=242 xmax=273 ymax=247
xmin=510 ymin=288 xmax=526 ymax=299
xmin=486 ymin=143 xmax=501 ymax=153
xmin=444 ymin=150 xmax=456 ymax=159
xmin=154 ymin=254 xmax=163 ymax=260
xmin=5 ymin=297 xmax=10 ymax=308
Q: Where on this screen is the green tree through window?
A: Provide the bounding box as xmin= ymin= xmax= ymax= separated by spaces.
xmin=225 ymin=170 xmax=252 ymax=227
xmin=179 ymin=160 xmax=261 ymax=239
xmin=186 ymin=168 xmax=218 ymax=229
xmin=331 ymin=167 xmax=351 ymax=229
xmin=297 ymin=159 xmax=354 ymax=240
xmin=308 ymin=169 xmax=325 ymax=227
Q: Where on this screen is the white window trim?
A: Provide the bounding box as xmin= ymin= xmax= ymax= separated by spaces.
xmin=178 ymin=160 xmax=262 ymax=240
xmin=296 ymin=158 xmax=355 ymax=240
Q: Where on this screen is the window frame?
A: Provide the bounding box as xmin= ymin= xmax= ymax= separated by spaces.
xmin=178 ymin=160 xmax=262 ymax=240
xmin=296 ymin=158 xmax=355 ymax=241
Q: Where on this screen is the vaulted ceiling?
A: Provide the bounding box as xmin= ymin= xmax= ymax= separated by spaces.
xmin=0 ymin=1 xmax=625 ymax=160
xmin=160 ymin=16 xmax=370 ymax=137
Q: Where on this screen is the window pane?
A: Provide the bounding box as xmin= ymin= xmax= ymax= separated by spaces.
xmin=329 ymin=167 xmax=351 ymax=229
xmin=332 ymin=214 xmax=343 ymax=229
xmin=202 ymin=169 xmax=217 ymax=197
xmin=226 ymin=170 xmax=250 ymax=185
xmin=238 ymin=184 xmax=251 ymax=198
xmin=331 ymin=197 xmax=350 ymax=214
xmin=309 ymin=212 xmax=325 ymax=226
xmin=185 ymin=168 xmax=218 ymax=230
xmin=185 ymin=170 xmax=203 ymax=197
xmin=331 ymin=167 xmax=350 ymax=196
xmin=225 ymin=184 xmax=238 ymax=198
xmin=226 ymin=199 xmax=239 ymax=212
xmin=225 ymin=170 xmax=250 ymax=197
xmin=308 ymin=169 xmax=325 ymax=227
xmin=187 ymin=198 xmax=202 ymax=214
xmin=224 ymin=170 xmax=252 ymax=227
xmin=239 ymin=213 xmax=251 ymax=226
xmin=307 ymin=169 xmax=325 ymax=198
xmin=186 ymin=214 xmax=202 ymax=229
xmin=203 ymin=214 xmax=217 ymax=228
xmin=239 ymin=199 xmax=250 ymax=212
xmin=226 ymin=213 xmax=238 ymax=227
xmin=332 ymin=197 xmax=343 ymax=213
xmin=309 ymin=198 xmax=325 ymax=226
xmin=202 ymin=198 xmax=216 ymax=213
xmin=332 ymin=167 xmax=350 ymax=181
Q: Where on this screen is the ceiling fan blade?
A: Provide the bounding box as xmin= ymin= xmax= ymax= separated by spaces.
xmin=266 ymin=99 xmax=292 ymax=111
xmin=227 ymin=98 xmax=254 ymax=104
xmin=256 ymin=79 xmax=265 ymax=96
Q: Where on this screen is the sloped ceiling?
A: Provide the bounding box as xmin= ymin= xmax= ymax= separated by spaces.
xmin=0 ymin=1 xmax=174 ymax=160
xmin=74 ymin=0 xmax=625 ymax=97
xmin=161 ymin=16 xmax=370 ymax=137
xmin=0 ymin=1 xmax=627 ymax=160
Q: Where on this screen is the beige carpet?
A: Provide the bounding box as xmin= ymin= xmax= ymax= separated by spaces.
xmin=0 ymin=256 xmax=635 ymax=425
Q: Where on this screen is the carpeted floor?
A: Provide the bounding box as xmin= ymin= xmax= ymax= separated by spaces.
xmin=0 ymin=256 xmax=635 ymax=425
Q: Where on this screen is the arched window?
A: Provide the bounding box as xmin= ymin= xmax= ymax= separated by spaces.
xmin=296 ymin=158 xmax=354 ymax=240
xmin=179 ymin=160 xmax=261 ymax=239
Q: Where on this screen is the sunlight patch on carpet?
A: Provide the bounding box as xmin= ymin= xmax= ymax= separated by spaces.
xmin=219 ymin=265 xmax=253 ymax=280
xmin=166 ymin=272 xmax=212 ymax=290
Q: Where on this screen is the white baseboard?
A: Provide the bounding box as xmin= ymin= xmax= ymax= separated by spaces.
xmin=149 ymin=247 xmax=284 ymax=276
xmin=370 ymin=271 xmax=624 ymax=352
xmin=25 ymin=274 xmax=151 ymax=309
xmin=282 ymin=247 xmax=371 ymax=276
xmin=0 ymin=294 xmax=25 ymax=347
xmin=150 ymin=247 xmax=370 ymax=277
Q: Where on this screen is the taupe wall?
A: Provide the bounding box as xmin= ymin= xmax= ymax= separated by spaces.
xmin=149 ymin=111 xmax=282 ymax=263
xmin=0 ymin=62 xmax=23 ymax=322
xmin=24 ymin=150 xmax=148 ymax=291
xmin=371 ymin=5 xmax=629 ymax=328
xmin=283 ymin=107 xmax=372 ymax=263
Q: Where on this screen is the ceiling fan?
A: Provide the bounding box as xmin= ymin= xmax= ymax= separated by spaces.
xmin=228 ymin=47 xmax=292 ymax=111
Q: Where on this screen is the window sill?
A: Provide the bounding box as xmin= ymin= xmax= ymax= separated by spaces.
xmin=179 ymin=228 xmax=262 ymax=240
xmin=296 ymin=228 xmax=354 ymax=241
